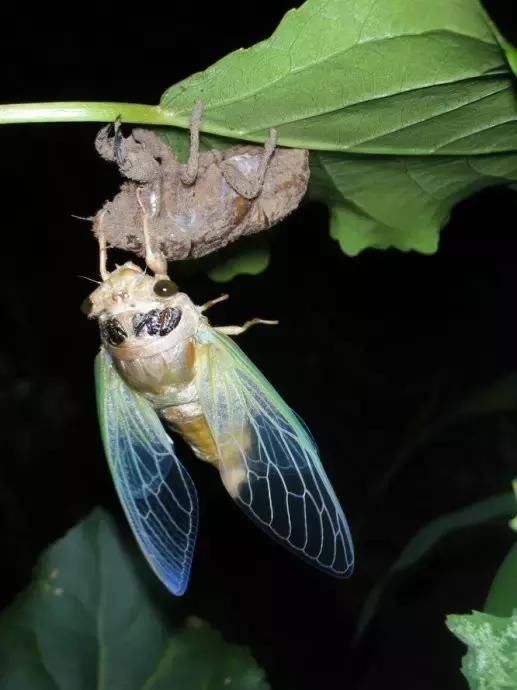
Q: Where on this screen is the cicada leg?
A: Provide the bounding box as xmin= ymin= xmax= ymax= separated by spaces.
xmin=93 ymin=210 xmax=110 ymax=281
xmin=214 ymin=318 xmax=278 ymax=336
xmin=135 ymin=187 xmax=168 ymax=277
xmin=199 ymin=293 xmax=229 ymax=313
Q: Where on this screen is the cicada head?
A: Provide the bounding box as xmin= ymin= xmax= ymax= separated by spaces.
xmin=82 ymin=261 xmax=169 ymax=318
xmin=81 ymin=208 xmax=201 ymax=357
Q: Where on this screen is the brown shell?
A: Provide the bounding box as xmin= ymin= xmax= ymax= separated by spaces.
xmin=93 ymin=128 xmax=310 ymax=261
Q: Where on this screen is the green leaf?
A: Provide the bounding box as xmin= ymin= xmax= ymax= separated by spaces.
xmin=159 ymin=0 xmax=517 ymax=258
xmin=505 ymin=47 xmax=517 ymax=76
xmin=0 ymin=509 xmax=268 ymax=690
xmin=208 ymin=247 xmax=270 ymax=283
xmin=446 ymin=611 xmax=517 ymax=689
xmin=356 ymin=493 xmax=515 ymax=640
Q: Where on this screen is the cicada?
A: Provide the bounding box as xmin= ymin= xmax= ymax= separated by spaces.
xmin=82 ymin=199 xmax=354 ymax=595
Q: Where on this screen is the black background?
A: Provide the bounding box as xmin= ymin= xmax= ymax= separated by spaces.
xmin=1 ymin=1 xmax=517 ymax=688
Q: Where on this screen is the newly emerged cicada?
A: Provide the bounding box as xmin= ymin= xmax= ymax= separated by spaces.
xmin=83 ymin=197 xmax=354 ymax=595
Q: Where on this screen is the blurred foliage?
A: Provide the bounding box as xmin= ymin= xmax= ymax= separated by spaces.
xmin=207 ymin=244 xmax=271 ymax=283
xmin=357 ymin=367 xmax=517 ymax=640
xmin=0 ymin=509 xmax=268 ymax=690
xmin=509 ymin=481 xmax=517 ymax=532
xmin=356 ymin=492 xmax=515 ymax=640
xmin=485 ymin=542 xmax=517 ymax=616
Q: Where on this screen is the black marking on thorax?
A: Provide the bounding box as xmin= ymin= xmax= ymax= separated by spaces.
xmin=101 ymin=318 xmax=127 ymax=346
xmin=133 ymin=307 xmax=182 ymax=337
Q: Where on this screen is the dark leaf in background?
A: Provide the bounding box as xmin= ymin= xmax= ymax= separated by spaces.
xmin=0 ymin=509 xmax=268 ymax=690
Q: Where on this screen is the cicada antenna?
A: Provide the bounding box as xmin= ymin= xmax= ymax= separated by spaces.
xmin=135 ymin=186 xmax=168 ymax=278
xmin=71 ymin=213 xmax=95 ymax=222
xmin=77 ymin=275 xmax=101 ymax=285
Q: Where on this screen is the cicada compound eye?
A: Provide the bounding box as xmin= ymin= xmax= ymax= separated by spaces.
xmin=153 ymin=279 xmax=178 ymax=298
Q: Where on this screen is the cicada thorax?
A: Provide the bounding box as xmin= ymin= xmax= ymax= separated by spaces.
xmin=112 ymin=336 xmax=196 ymax=395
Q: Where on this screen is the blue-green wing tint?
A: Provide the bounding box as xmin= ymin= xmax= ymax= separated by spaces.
xmin=95 ymin=349 xmax=198 ymax=595
xmin=195 ymin=327 xmax=354 ymax=577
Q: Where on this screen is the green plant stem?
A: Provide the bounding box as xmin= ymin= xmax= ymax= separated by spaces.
xmin=0 ymin=101 xmax=294 ymax=146
xmin=0 ymin=101 xmax=225 ymax=137
xmin=0 ymin=102 xmax=169 ymax=125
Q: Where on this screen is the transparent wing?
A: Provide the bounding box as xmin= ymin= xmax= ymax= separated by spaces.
xmin=95 ymin=348 xmax=198 ymax=595
xmin=195 ymin=326 xmax=354 ymax=577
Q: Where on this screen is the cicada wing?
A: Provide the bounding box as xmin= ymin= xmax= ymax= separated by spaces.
xmin=95 ymin=348 xmax=198 ymax=595
xmin=195 ymin=326 xmax=354 ymax=577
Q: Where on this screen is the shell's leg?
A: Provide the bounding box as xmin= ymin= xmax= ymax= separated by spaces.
xmin=215 ymin=318 xmax=278 ymax=336
xmin=94 ymin=117 xmax=123 ymax=165
xmin=112 ymin=117 xmax=124 ymax=165
xmin=180 ymin=100 xmax=204 ymax=186
xmin=220 ymin=128 xmax=277 ymax=200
